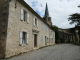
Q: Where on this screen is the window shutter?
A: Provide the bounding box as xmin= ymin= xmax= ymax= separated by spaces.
xmin=27 ymin=33 xmax=29 ymax=44
xmin=19 ymin=31 xmax=23 ymax=45
xmin=27 ymin=13 xmax=29 ymax=23
xmin=41 ymin=23 xmax=43 ymax=30
xmin=21 ymin=8 xmax=24 ymax=21
xmin=41 ymin=35 xmax=43 ymax=43
xmin=41 ymin=35 xmax=42 ymax=42
xmin=53 ymin=38 xmax=54 ymax=44
xmin=37 ymin=19 xmax=38 ymax=27
xmin=34 ymin=17 xmax=35 ymax=26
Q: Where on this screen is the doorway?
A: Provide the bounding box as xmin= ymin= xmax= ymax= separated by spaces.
xmin=45 ymin=36 xmax=47 ymax=45
xmin=34 ymin=34 xmax=37 ymax=47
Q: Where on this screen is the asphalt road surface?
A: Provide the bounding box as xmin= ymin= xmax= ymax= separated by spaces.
xmin=3 ymin=44 xmax=80 ymax=60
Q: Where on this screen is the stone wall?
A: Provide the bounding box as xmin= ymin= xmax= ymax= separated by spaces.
xmin=5 ymin=0 xmax=55 ymax=58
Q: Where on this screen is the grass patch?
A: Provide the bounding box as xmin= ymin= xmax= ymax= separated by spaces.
xmin=23 ymin=52 xmax=27 ymax=53
xmin=39 ymin=45 xmax=54 ymax=49
xmin=19 ymin=52 xmax=23 ymax=55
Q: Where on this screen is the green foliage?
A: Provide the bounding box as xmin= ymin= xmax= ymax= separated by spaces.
xmin=56 ymin=40 xmax=61 ymax=44
xmin=19 ymin=52 xmax=23 ymax=55
xmin=68 ymin=13 xmax=80 ymax=25
xmin=69 ymin=28 xmax=75 ymax=33
xmin=51 ymin=25 xmax=60 ymax=40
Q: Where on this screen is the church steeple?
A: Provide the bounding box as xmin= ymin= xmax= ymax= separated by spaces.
xmin=44 ymin=3 xmax=50 ymax=17
xmin=43 ymin=3 xmax=52 ymax=26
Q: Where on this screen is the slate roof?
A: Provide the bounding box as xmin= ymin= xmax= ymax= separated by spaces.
xmin=44 ymin=3 xmax=50 ymax=17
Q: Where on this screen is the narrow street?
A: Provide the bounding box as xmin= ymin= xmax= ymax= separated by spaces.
xmin=5 ymin=44 xmax=80 ymax=60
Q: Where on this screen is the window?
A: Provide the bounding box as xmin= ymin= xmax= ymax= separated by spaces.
xmin=41 ymin=22 xmax=43 ymax=30
xmin=48 ymin=18 xmax=50 ymax=20
xmin=21 ymin=8 xmax=26 ymax=21
xmin=19 ymin=31 xmax=29 ymax=45
xmin=35 ymin=18 xmax=37 ymax=26
xmin=24 ymin=11 xmax=26 ymax=21
xmin=22 ymin=32 xmax=26 ymax=44
xmin=21 ymin=8 xmax=29 ymax=23
xmin=47 ymin=38 xmax=48 ymax=42
xmin=50 ymin=31 xmax=52 ymax=35
xmin=33 ymin=17 xmax=38 ymax=27
xmin=41 ymin=35 xmax=43 ymax=43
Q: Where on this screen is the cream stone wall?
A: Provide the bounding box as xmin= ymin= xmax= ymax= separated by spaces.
xmin=5 ymin=0 xmax=55 ymax=58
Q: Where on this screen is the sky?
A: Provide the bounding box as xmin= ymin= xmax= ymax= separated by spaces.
xmin=24 ymin=0 xmax=80 ymax=29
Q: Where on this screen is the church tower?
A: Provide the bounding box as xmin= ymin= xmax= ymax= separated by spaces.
xmin=43 ymin=3 xmax=52 ymax=26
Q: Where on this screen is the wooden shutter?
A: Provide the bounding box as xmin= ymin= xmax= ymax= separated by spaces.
xmin=27 ymin=33 xmax=29 ymax=44
xmin=34 ymin=17 xmax=35 ymax=26
xmin=21 ymin=8 xmax=24 ymax=21
xmin=41 ymin=22 xmax=43 ymax=30
xmin=27 ymin=13 xmax=29 ymax=23
xmin=53 ymin=38 xmax=54 ymax=44
xmin=19 ymin=31 xmax=23 ymax=45
xmin=41 ymin=35 xmax=43 ymax=43
xmin=37 ymin=19 xmax=38 ymax=27
xmin=41 ymin=35 xmax=42 ymax=42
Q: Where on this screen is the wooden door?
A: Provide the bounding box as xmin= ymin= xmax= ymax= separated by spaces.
xmin=34 ymin=34 xmax=37 ymax=47
xmin=45 ymin=36 xmax=47 ymax=45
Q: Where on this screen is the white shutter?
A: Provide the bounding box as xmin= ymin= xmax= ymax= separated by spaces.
xmin=34 ymin=17 xmax=35 ymax=26
xmin=19 ymin=31 xmax=23 ymax=45
xmin=21 ymin=8 xmax=24 ymax=21
xmin=27 ymin=33 xmax=29 ymax=44
xmin=37 ymin=19 xmax=38 ymax=27
xmin=27 ymin=13 xmax=29 ymax=23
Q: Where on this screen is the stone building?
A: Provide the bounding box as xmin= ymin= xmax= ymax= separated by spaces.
xmin=0 ymin=0 xmax=55 ymax=58
xmin=59 ymin=28 xmax=76 ymax=43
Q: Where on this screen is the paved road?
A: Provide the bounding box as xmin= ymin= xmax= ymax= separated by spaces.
xmin=5 ymin=44 xmax=80 ymax=60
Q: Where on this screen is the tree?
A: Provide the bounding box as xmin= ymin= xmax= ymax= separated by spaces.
xmin=68 ymin=13 xmax=80 ymax=35
xmin=51 ymin=25 xmax=60 ymax=43
xmin=68 ymin=13 xmax=80 ymax=26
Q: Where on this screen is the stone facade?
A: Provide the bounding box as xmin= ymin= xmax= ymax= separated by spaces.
xmin=59 ymin=28 xmax=76 ymax=43
xmin=0 ymin=0 xmax=55 ymax=58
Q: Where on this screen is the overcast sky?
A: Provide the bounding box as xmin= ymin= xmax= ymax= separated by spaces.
xmin=24 ymin=0 xmax=80 ymax=29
